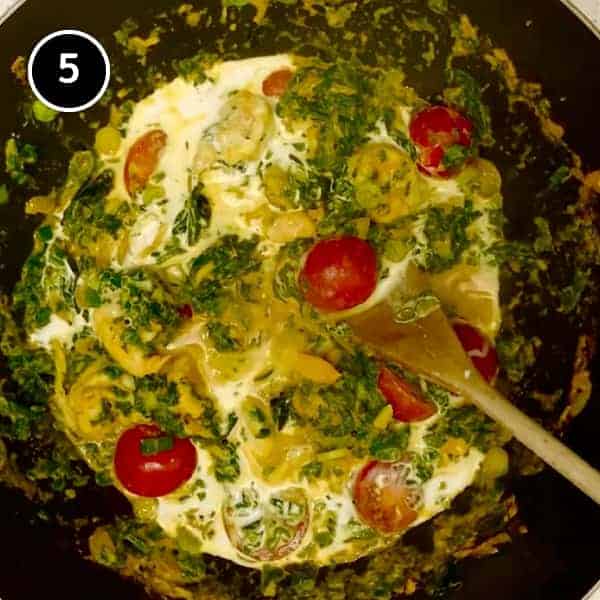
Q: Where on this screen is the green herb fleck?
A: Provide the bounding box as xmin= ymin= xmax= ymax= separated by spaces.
xmin=140 ymin=436 xmax=174 ymax=456
xmin=442 ymin=144 xmax=471 ymax=170
xmin=33 ymin=101 xmax=58 ymax=123
xmin=369 ymin=427 xmax=410 ymax=461
xmin=5 ymin=138 xmax=38 ymax=187
xmin=173 ymin=184 xmax=211 ymax=245
xmin=548 ymin=165 xmax=571 ymax=190
xmin=37 ymin=225 xmax=53 ymax=242
xmin=207 ymin=322 xmax=239 ymax=352
xmin=0 ymin=184 xmax=9 ymax=205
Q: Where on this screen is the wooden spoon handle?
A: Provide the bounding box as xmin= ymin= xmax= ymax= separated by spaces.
xmin=460 ymin=377 xmax=600 ymax=505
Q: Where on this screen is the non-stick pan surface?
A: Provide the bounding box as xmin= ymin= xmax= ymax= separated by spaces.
xmin=0 ymin=1 xmax=599 ymax=599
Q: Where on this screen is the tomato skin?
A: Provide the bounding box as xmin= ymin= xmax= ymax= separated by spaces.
xmin=377 ymin=367 xmax=437 ymax=422
xmin=262 ymin=68 xmax=293 ymax=97
xmin=114 ymin=424 xmax=197 ymax=498
xmin=124 ymin=129 xmax=168 ymax=196
xmin=452 ymin=321 xmax=499 ymax=383
xmin=409 ymin=106 xmax=473 ymax=177
xmin=177 ymin=304 xmax=193 ymax=319
xmin=300 ymin=236 xmax=378 ymax=312
xmin=223 ymin=487 xmax=309 ymax=561
xmin=354 ymin=461 xmax=421 ymax=535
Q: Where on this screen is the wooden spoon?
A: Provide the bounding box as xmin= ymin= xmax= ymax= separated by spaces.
xmin=348 ymin=303 xmax=600 ymax=505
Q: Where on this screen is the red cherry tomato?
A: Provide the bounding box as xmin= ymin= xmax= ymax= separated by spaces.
xmin=124 ymin=129 xmax=168 ymax=197
xmin=354 ymin=461 xmax=422 ymax=535
xmin=377 ymin=367 xmax=437 ymax=422
xmin=178 ymin=304 xmax=193 ymax=319
xmin=262 ymin=68 xmax=294 ymax=97
xmin=299 ymin=236 xmax=378 ymax=312
xmin=223 ymin=487 xmax=309 ymax=561
xmin=409 ymin=106 xmax=473 ymax=177
xmin=114 ymin=424 xmax=197 ymax=497
xmin=452 ymin=321 xmax=499 ymax=383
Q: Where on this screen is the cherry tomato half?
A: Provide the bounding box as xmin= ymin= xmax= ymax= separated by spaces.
xmin=378 ymin=367 xmax=437 ymax=422
xmin=114 ymin=424 xmax=197 ymax=497
xmin=262 ymin=68 xmax=294 ymax=97
xmin=409 ymin=106 xmax=473 ymax=177
xmin=354 ymin=461 xmax=422 ymax=535
xmin=124 ymin=129 xmax=168 ymax=197
xmin=299 ymin=236 xmax=378 ymax=312
xmin=223 ymin=487 xmax=309 ymax=561
xmin=452 ymin=320 xmax=499 ymax=383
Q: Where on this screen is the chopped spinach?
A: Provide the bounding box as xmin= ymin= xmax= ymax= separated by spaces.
xmin=172 ymin=184 xmax=211 ymax=245
xmin=445 ymin=69 xmax=493 ymax=146
xmin=13 ymin=240 xmax=77 ymax=332
xmin=292 ymin=352 xmax=386 ymax=451
xmin=189 ymin=235 xmax=260 ymax=315
xmin=191 ymin=235 xmax=259 ymax=280
xmin=207 ymin=322 xmax=239 ymax=352
xmin=425 ymin=406 xmax=496 ymax=453
xmin=210 ymin=440 xmax=241 ymax=482
xmin=548 ymin=165 xmax=571 ymax=190
xmin=278 ymin=61 xmax=378 ymax=171
xmin=558 ymin=268 xmax=589 ymax=314
xmin=418 ymin=199 xmax=482 ymax=272
xmin=369 ymin=427 xmax=410 ymax=461
xmin=63 ymin=170 xmax=124 ymax=250
xmin=300 ymin=461 xmax=323 ymax=481
xmin=270 ymin=391 xmax=292 ymax=431
xmin=172 ymin=53 xmax=216 ymax=84
xmin=4 ymin=138 xmax=37 ymax=187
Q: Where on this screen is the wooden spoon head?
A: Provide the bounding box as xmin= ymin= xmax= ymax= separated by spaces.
xmin=349 ymin=304 xmax=600 ymax=507
xmin=347 ymin=303 xmax=480 ymax=394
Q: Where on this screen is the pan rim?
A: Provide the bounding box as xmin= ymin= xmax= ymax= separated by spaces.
xmin=0 ymin=0 xmax=598 ymax=599
xmin=561 ymin=0 xmax=600 ymax=39
xmin=584 ymin=580 xmax=600 ymax=600
xmin=0 ymin=0 xmax=25 ymax=27
xmin=1 ymin=0 xmax=600 ymax=39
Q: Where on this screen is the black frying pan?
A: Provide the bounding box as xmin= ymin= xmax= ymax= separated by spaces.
xmin=0 ymin=1 xmax=599 ymax=599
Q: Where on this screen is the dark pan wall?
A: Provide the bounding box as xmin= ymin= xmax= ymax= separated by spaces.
xmin=0 ymin=1 xmax=598 ymax=599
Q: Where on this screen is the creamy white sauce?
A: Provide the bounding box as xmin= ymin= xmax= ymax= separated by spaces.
xmin=41 ymin=54 xmax=503 ymax=570
xmin=30 ymin=313 xmax=87 ymax=349
xmin=109 ymin=54 xmax=300 ymax=269
xmin=418 ymin=448 xmax=484 ymax=518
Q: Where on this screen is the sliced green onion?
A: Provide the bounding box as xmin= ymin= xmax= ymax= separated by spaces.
xmin=142 ymin=184 xmax=165 ymax=204
xmin=85 ymin=288 xmax=103 ymax=308
xmin=37 ymin=224 xmax=53 ymax=242
xmin=140 ymin=435 xmax=174 ymax=456
xmin=94 ymin=126 xmax=121 ymax=156
xmin=35 ymin=307 xmax=51 ymax=326
xmin=33 ymin=100 xmax=58 ymax=123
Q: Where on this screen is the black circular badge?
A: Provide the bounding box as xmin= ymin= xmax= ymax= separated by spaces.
xmin=27 ymin=30 xmax=110 ymax=113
